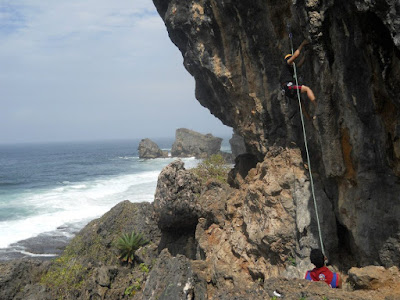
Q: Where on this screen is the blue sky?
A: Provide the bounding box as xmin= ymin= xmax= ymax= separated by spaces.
xmin=0 ymin=0 xmax=232 ymax=144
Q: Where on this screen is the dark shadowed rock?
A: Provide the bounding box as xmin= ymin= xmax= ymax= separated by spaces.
xmin=138 ymin=138 xmax=168 ymax=159
xmin=227 ymin=153 xmax=258 ymax=188
xmin=171 ymin=128 xmax=222 ymax=158
xmin=154 ymin=160 xmax=202 ymax=230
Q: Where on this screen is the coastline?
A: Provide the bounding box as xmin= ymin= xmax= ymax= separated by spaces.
xmin=0 ymin=221 xmax=82 ymax=261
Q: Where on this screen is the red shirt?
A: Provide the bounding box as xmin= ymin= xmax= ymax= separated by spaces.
xmin=305 ymin=266 xmax=339 ymax=288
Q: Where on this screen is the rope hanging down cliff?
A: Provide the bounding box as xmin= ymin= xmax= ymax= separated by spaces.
xmin=286 ymin=27 xmax=326 ymax=257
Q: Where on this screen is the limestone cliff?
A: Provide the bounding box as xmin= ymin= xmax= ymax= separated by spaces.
xmin=153 ymin=0 xmax=400 ymax=268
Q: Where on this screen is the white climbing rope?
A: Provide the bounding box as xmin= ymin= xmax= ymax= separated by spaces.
xmin=288 ymin=33 xmax=326 ymax=257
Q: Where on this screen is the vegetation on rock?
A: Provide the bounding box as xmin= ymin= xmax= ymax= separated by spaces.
xmin=40 ymin=245 xmax=89 ymax=298
xmin=116 ymin=231 xmax=149 ymax=264
xmin=191 ymin=154 xmax=230 ymax=184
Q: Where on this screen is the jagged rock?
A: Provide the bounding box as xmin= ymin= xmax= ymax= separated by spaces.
xmin=229 ymin=131 xmax=246 ymax=158
xmin=227 ymin=153 xmax=258 ymax=188
xmin=153 ymin=0 xmax=400 ymax=268
xmin=171 ymin=128 xmax=222 ymax=158
xmin=95 ymin=266 xmax=118 ymax=288
xmin=142 ymin=249 xmax=207 ymax=300
xmin=348 ymin=266 xmax=400 ymax=290
xmin=154 ymin=160 xmax=202 ymax=230
xmin=138 ymin=138 xmax=168 ymax=159
xmin=152 ymin=148 xmax=334 ymax=293
xmin=66 ymin=200 xmax=161 ymax=265
xmin=0 ymin=259 xmax=50 ymax=300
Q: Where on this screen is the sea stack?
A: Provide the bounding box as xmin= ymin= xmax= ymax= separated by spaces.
xmin=171 ymin=128 xmax=222 ymax=158
xmin=138 ymin=138 xmax=168 ymax=159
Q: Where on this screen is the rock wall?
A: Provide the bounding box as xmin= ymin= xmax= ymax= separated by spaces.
xmin=153 ymin=0 xmax=400 ymax=267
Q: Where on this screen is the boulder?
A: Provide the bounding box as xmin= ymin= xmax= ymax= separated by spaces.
xmin=171 ymin=128 xmax=222 ymax=158
xmin=154 ymin=159 xmax=202 ymax=230
xmin=138 ymin=138 xmax=168 ymax=159
xmin=348 ymin=266 xmax=400 ymax=290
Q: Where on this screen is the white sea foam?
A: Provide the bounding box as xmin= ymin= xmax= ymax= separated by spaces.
xmin=0 ymin=157 xmax=200 ymax=248
xmin=19 ymin=251 xmax=58 ymax=258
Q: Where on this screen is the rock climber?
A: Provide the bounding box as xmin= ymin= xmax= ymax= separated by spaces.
xmin=281 ymin=39 xmax=317 ymax=118
xmin=305 ymin=248 xmax=342 ymax=288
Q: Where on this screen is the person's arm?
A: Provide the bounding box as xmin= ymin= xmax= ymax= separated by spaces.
xmin=287 ymin=39 xmax=309 ymax=65
xmin=297 ymin=53 xmax=306 ymax=68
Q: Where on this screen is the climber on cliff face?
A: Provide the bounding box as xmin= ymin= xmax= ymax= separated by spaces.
xmin=280 ymin=39 xmax=317 ymax=118
xmin=305 ymin=248 xmax=342 ymax=288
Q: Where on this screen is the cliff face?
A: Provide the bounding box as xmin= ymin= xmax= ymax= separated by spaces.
xmin=153 ymin=0 xmax=400 ymax=267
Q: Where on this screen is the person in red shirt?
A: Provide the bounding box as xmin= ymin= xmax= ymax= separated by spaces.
xmin=305 ymin=249 xmax=342 ymax=288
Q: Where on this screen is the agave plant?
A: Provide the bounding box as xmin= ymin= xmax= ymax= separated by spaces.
xmin=116 ymin=231 xmax=149 ymax=264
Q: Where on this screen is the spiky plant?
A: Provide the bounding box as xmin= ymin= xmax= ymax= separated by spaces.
xmin=116 ymin=231 xmax=149 ymax=264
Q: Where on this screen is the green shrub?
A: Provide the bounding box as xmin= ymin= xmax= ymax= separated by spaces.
xmin=139 ymin=263 xmax=150 ymax=273
xmin=116 ymin=231 xmax=149 ymax=264
xmin=124 ymin=279 xmax=142 ymax=296
xmin=191 ymin=154 xmax=230 ymax=184
xmin=288 ymin=256 xmax=297 ymax=266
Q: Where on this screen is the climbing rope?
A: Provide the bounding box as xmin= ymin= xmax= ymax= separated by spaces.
xmin=288 ymin=30 xmax=326 ymax=257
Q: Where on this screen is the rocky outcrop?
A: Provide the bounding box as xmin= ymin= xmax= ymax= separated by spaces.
xmin=0 ymin=201 xmax=162 ymax=300
xmin=229 ymin=131 xmax=246 ymax=158
xmin=171 ymin=128 xmax=222 ymax=158
xmin=0 ymin=259 xmax=50 ymax=300
xmin=348 ymin=266 xmax=400 ymax=291
xmin=2 ymin=157 xmax=400 ymax=299
xmin=138 ymin=138 xmax=168 ymax=159
xmin=153 ymin=0 xmax=400 ymax=268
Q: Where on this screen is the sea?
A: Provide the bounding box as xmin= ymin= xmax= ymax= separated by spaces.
xmin=0 ymin=138 xmax=231 ymax=260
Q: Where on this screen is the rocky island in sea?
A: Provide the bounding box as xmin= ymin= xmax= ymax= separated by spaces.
xmin=138 ymin=138 xmax=168 ymax=159
xmin=2 ymin=0 xmax=400 ymax=299
xmin=171 ymin=128 xmax=223 ymax=158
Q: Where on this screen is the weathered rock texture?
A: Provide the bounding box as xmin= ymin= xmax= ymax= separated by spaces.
xmin=171 ymin=128 xmax=222 ymax=158
xmin=138 ymin=138 xmax=168 ymax=158
xmin=148 ymin=158 xmax=399 ymax=299
xmin=348 ymin=265 xmax=400 ymax=291
xmin=2 ymin=158 xmax=400 ymax=299
xmin=153 ymin=0 xmax=400 ymax=268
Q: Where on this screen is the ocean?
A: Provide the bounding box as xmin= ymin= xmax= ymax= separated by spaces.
xmin=0 ymin=138 xmax=230 ymax=260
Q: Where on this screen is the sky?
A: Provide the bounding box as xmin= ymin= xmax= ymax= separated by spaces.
xmin=0 ymin=0 xmax=232 ymax=144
